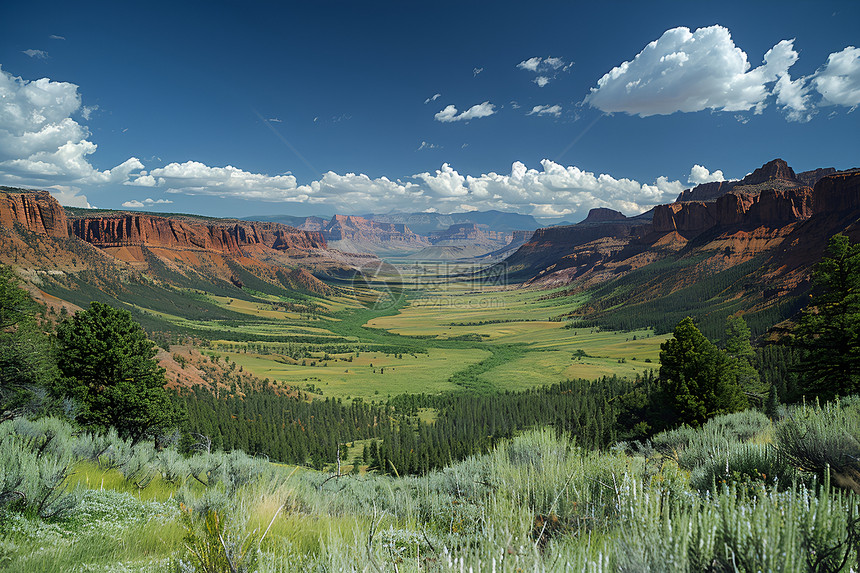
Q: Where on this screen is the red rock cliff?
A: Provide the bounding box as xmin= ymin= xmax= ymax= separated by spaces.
xmin=812 ymin=170 xmax=860 ymax=215
xmin=71 ymin=214 xmax=327 ymax=253
xmin=652 ymin=186 xmax=813 ymax=235
xmin=0 ymin=189 xmax=69 ymax=238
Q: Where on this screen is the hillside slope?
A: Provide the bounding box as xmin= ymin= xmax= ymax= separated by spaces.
xmin=495 ymin=160 xmax=860 ymax=337
xmin=0 ymin=187 xmax=366 ymax=319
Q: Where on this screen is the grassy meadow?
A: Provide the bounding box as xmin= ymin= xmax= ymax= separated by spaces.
xmin=221 ymin=347 xmax=491 ymax=400
xmin=115 ymin=262 xmax=670 ymax=401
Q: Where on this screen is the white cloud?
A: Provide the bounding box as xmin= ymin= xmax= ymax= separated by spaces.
xmin=473 ymin=67 xmax=483 ymax=77
xmin=144 ymin=161 xmax=426 ymax=213
xmin=414 ymin=163 xmax=468 ymax=197
xmin=543 ymin=57 xmax=565 ymax=70
xmin=150 ymin=157 xmax=683 ymax=219
xmin=49 ymin=186 xmax=91 ymax=208
xmin=774 ymin=73 xmax=815 ymax=122
xmin=518 ymin=56 xmax=569 ymax=86
xmin=408 ymin=159 xmax=683 ymax=218
xmin=527 ymin=104 xmax=562 ymax=117
xmin=517 ymin=57 xmax=542 ymax=72
xmin=586 ymin=26 xmax=799 ymax=117
xmin=517 ymin=56 xmax=566 ymax=73
xmin=122 ymin=197 xmax=173 ymax=208
xmin=0 ymin=66 xmax=143 ymax=187
xmin=813 ymin=46 xmax=860 ymax=108
xmin=424 ymin=93 xmax=441 ymax=104
xmin=688 ymin=165 xmax=725 ymax=185
xmin=80 ymin=105 xmax=98 ymax=121
xmin=49 ymin=35 xmax=65 ymax=40
xmin=296 ymin=171 xmax=423 ymax=210
xmin=22 ymin=49 xmax=49 ymax=59
xmin=434 ymin=102 xmax=496 ymax=123
xmin=128 ymin=173 xmax=157 ymax=187
xmin=149 ymin=161 xmax=305 ymax=201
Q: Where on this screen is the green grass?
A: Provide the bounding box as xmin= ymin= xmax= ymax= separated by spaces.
xmin=224 ymin=347 xmax=491 ymax=400
xmin=66 ymin=461 xmax=181 ymax=502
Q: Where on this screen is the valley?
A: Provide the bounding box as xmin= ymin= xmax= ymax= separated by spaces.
xmin=2 ymin=159 xmax=860 ymax=572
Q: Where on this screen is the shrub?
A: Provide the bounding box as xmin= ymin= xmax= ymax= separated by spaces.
xmin=0 ymin=418 xmax=82 ymax=519
xmin=776 ymin=398 xmax=860 ymax=490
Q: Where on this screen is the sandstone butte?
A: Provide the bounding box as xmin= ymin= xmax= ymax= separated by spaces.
xmin=0 ymin=187 xmax=327 ymax=257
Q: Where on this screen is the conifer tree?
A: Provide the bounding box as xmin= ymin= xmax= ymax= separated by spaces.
xmin=0 ymin=264 xmax=57 ymax=419
xmin=724 ymin=315 xmax=764 ymax=397
xmin=55 ymin=301 xmax=180 ymax=443
xmin=659 ymin=317 xmax=747 ymax=427
xmin=793 ymin=234 xmax=860 ymax=399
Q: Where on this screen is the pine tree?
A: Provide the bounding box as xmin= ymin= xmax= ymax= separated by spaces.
xmin=724 ymin=315 xmax=764 ymax=397
xmin=793 ymin=234 xmax=860 ymax=399
xmin=659 ymin=317 xmax=748 ymax=427
xmin=0 ymin=264 xmax=57 ymax=419
xmin=55 ymin=301 xmax=181 ymax=443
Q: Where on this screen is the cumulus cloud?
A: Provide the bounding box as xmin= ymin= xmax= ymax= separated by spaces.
xmin=122 ymin=197 xmax=173 ymax=208
xmin=688 ymin=165 xmax=725 ymax=185
xmin=434 ymin=102 xmax=496 ymax=122
xmin=147 ymin=161 xmax=305 ymax=201
xmin=534 ymin=76 xmax=550 ymax=87
xmin=148 ymin=157 xmax=685 ymax=219
xmin=586 ymin=26 xmax=799 ymax=117
xmin=408 ymin=160 xmax=684 ymax=218
xmin=140 ymin=160 xmax=427 ymax=213
xmin=414 ymin=163 xmax=469 ymax=197
xmin=49 ymin=187 xmax=92 ymax=208
xmin=424 ymin=93 xmax=441 ymax=104
xmin=527 ymin=104 xmax=562 ymax=117
xmin=296 ymin=171 xmax=423 ymax=209
xmin=813 ymin=46 xmax=860 ymax=108
xmin=0 ymin=66 xmax=143 ymax=187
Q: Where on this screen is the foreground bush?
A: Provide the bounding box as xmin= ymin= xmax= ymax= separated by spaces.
xmin=3 ymin=404 xmax=860 ymax=571
xmin=776 ymin=396 xmax=860 ymax=491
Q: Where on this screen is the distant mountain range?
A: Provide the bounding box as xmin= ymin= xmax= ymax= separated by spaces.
xmin=245 ymin=210 xmax=539 ymax=258
xmin=248 ymin=209 xmax=540 ymax=234
xmin=491 ymin=158 xmax=860 ymax=338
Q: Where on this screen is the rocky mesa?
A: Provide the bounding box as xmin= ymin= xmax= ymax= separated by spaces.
xmin=71 ymin=214 xmax=327 ymax=255
xmin=0 ymin=187 xmax=70 ymax=238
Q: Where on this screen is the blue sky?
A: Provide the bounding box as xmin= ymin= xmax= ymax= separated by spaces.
xmin=1 ymin=0 xmax=859 ymax=222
